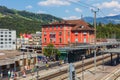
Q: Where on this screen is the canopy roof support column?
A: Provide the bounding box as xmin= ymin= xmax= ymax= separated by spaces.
xmin=110 ymin=53 xmax=113 ymax=66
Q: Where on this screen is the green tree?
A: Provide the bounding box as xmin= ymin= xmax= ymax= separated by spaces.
xmin=43 ymin=43 xmax=60 ymax=61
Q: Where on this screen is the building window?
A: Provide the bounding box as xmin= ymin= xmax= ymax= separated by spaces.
xmin=52 ymin=26 xmax=54 ymax=30
xmin=60 ymin=25 xmax=62 ymax=29
xmin=44 ymin=27 xmax=46 ymax=30
xmin=59 ymin=38 xmax=62 ymax=43
xmin=80 ymin=25 xmax=84 ymax=28
xmin=13 ymin=42 xmax=15 ymax=44
xmin=48 ymin=26 xmax=50 ymax=29
xmin=9 ymin=39 xmax=11 ymax=41
xmin=83 ymin=32 xmax=87 ymax=36
xmin=5 ymin=32 xmax=7 ymax=34
xmin=75 ymin=38 xmax=78 ymax=42
xmin=0 ymin=42 xmax=3 ymax=44
xmin=50 ymin=39 xmax=52 ymax=43
xmin=44 ymin=38 xmax=46 ymax=43
xmin=68 ymin=32 xmax=70 ymax=36
xmin=1 ymin=32 xmax=3 ymax=34
xmin=56 ymin=26 xmax=58 ymax=29
xmin=5 ymin=39 xmax=7 ymax=41
xmin=68 ymin=38 xmax=70 ymax=43
xmin=5 ymin=35 xmax=7 ymax=37
xmin=9 ymin=35 xmax=11 ymax=37
xmin=44 ymin=32 xmax=46 ymax=36
xmin=5 ymin=42 xmax=7 ymax=44
xmin=59 ymin=32 xmax=62 ymax=36
xmin=1 ymin=39 xmax=3 ymax=41
xmin=9 ymin=32 xmax=11 ymax=34
xmin=75 ymin=32 xmax=78 ymax=35
xmin=1 ymin=35 xmax=3 ymax=37
xmin=1 ymin=46 xmax=3 ymax=48
xmin=9 ymin=45 xmax=11 ymax=47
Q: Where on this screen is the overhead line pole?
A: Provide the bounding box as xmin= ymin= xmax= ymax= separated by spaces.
xmin=91 ymin=9 xmax=99 ymax=75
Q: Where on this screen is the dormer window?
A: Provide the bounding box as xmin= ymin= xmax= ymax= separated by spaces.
xmin=80 ymin=25 xmax=84 ymax=28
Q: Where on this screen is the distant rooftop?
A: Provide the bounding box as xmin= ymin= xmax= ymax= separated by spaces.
xmin=0 ymin=50 xmax=22 ymax=60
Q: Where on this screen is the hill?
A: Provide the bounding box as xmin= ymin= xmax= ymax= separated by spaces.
xmin=84 ymin=15 xmax=120 ymax=24
xmin=0 ymin=6 xmax=62 ymax=36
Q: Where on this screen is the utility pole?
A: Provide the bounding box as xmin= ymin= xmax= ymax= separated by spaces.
xmin=91 ymin=9 xmax=99 ymax=75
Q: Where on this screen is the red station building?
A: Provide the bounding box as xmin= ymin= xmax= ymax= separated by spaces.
xmin=42 ymin=19 xmax=95 ymax=48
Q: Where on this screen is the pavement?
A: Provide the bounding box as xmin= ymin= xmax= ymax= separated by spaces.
xmin=2 ymin=61 xmax=63 ymax=80
xmin=116 ymin=77 xmax=120 ymax=80
xmin=76 ymin=64 xmax=120 ymax=80
xmin=18 ymin=63 xmax=120 ymax=80
xmin=18 ymin=64 xmax=67 ymax=80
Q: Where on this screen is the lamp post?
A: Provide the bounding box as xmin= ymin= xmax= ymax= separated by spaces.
xmin=81 ymin=55 xmax=85 ymax=80
xmin=23 ymin=52 xmax=25 ymax=70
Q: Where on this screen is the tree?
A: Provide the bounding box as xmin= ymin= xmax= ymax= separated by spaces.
xmin=43 ymin=43 xmax=60 ymax=61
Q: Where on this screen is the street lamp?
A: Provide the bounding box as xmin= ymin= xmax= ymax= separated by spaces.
xmin=81 ymin=55 xmax=85 ymax=80
xmin=23 ymin=52 xmax=25 ymax=70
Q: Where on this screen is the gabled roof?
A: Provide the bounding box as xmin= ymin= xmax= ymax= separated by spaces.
xmin=43 ymin=19 xmax=94 ymax=31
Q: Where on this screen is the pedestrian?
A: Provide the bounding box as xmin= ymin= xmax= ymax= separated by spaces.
xmin=8 ymin=70 xmax=11 ymax=80
xmin=14 ymin=72 xmax=17 ymax=80
xmin=0 ymin=72 xmax=3 ymax=79
xmin=22 ymin=69 xmax=26 ymax=78
xmin=11 ymin=70 xmax=14 ymax=78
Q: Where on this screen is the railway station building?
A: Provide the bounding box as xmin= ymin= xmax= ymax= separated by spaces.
xmin=42 ymin=19 xmax=95 ymax=48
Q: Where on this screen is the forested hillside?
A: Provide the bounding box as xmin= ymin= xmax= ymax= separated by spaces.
xmin=0 ymin=6 xmax=62 ymax=36
xmin=0 ymin=6 xmax=120 ymax=39
xmin=97 ymin=23 xmax=120 ymax=39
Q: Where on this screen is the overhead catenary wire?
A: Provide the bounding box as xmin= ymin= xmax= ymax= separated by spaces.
xmin=67 ymin=0 xmax=106 ymax=17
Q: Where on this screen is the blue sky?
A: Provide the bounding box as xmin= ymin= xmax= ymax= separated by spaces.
xmin=0 ymin=0 xmax=120 ymax=19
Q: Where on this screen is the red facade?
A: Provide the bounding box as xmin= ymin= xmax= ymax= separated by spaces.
xmin=42 ymin=20 xmax=95 ymax=48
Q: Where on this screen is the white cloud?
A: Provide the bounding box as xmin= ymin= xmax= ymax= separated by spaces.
xmin=95 ymin=1 xmax=120 ymax=9
xmin=67 ymin=0 xmax=80 ymax=3
xmin=65 ymin=10 xmax=69 ymax=13
xmin=38 ymin=0 xmax=70 ymax=6
xmin=63 ymin=16 xmax=80 ymax=20
xmin=37 ymin=10 xmax=46 ymax=14
xmin=114 ymin=8 xmax=120 ymax=12
xmin=107 ymin=13 xmax=118 ymax=16
xmin=75 ymin=8 xmax=82 ymax=12
xmin=25 ymin=5 xmax=33 ymax=9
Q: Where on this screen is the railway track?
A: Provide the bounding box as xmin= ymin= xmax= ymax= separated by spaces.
xmin=39 ymin=54 xmax=117 ymax=80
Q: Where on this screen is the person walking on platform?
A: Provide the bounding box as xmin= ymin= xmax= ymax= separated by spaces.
xmin=8 ymin=70 xmax=11 ymax=80
xmin=22 ymin=69 xmax=26 ymax=78
xmin=0 ymin=72 xmax=3 ymax=80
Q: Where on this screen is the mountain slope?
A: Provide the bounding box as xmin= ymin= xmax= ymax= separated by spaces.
xmin=84 ymin=15 xmax=120 ymax=24
xmin=0 ymin=6 xmax=62 ymax=36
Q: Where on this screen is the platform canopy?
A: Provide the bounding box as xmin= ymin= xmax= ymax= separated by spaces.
xmin=100 ymin=48 xmax=120 ymax=54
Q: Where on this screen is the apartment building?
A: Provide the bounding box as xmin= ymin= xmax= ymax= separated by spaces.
xmin=0 ymin=29 xmax=16 ymax=50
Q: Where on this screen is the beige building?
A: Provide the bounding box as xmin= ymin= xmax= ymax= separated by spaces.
xmin=0 ymin=50 xmax=37 ymax=77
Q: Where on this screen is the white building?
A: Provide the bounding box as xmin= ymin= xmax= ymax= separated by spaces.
xmin=0 ymin=29 xmax=16 ymax=50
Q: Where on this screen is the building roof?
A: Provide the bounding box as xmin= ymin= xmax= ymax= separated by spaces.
xmin=64 ymin=20 xmax=94 ymax=31
xmin=42 ymin=19 xmax=94 ymax=31
xmin=0 ymin=50 xmax=22 ymax=60
xmin=100 ymin=48 xmax=120 ymax=54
